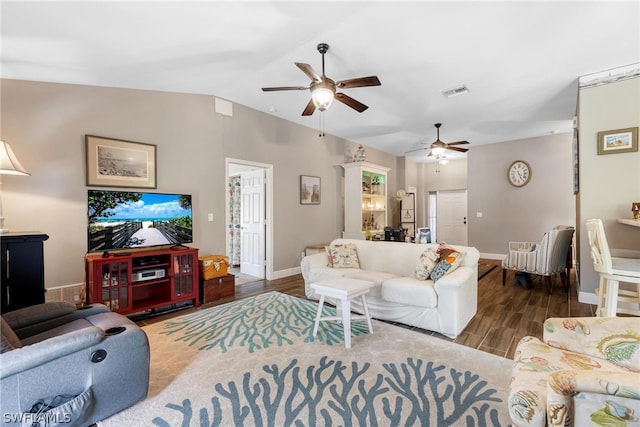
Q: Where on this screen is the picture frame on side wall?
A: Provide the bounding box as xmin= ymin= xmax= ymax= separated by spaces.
xmin=597 ymin=127 xmax=638 ymax=155
xmin=85 ymin=135 xmax=157 ymax=188
xmin=300 ymin=175 xmax=321 ymax=205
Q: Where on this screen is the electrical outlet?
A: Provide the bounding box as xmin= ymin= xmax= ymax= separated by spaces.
xmin=208 ymin=213 xmax=214 ymax=221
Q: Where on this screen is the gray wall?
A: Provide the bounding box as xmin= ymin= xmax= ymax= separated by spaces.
xmin=0 ymin=79 xmax=397 ymax=288
xmin=467 ymin=133 xmax=575 ymax=256
xmin=577 ymin=76 xmax=640 ymax=299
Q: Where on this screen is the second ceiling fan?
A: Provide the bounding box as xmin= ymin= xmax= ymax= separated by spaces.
xmin=407 ymin=123 xmax=470 ymax=157
xmin=262 ymin=43 xmax=381 ymax=116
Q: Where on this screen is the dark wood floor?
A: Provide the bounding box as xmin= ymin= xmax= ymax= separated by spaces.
xmin=138 ymin=259 xmax=596 ymax=360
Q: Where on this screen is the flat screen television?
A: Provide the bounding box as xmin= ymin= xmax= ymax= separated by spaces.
xmin=88 ymin=190 xmax=192 ymax=253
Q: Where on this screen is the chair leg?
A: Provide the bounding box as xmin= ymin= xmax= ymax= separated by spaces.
xmin=595 ymin=276 xmax=605 ymax=317
xmin=502 ymin=268 xmax=507 ymax=286
xmin=560 ymin=272 xmax=569 ymax=292
xmin=543 ymin=276 xmax=552 ymax=294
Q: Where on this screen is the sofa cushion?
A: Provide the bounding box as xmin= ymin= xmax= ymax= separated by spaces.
xmin=343 ymin=270 xmax=401 ymax=299
xmin=328 ymin=243 xmax=360 ymax=268
xmin=1 ymin=317 xmax=22 ymax=353
xmin=430 ymin=246 xmax=465 ymax=281
xmin=415 ymin=247 xmax=439 ymax=280
xmin=381 ymin=276 xmax=438 ymax=308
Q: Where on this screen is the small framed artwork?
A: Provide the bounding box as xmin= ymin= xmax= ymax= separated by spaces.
xmin=417 ymin=227 xmax=431 ymax=243
xmin=597 ymin=127 xmax=638 ymax=155
xmin=300 ymin=175 xmax=321 ymax=205
xmin=86 ymin=135 xmax=157 ymax=188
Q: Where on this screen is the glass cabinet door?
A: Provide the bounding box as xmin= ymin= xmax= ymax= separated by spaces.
xmin=173 ymin=253 xmax=194 ymax=297
xmin=100 ymin=261 xmax=129 ymax=311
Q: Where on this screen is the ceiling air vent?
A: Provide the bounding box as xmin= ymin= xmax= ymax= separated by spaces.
xmin=442 ymin=85 xmax=470 ymax=98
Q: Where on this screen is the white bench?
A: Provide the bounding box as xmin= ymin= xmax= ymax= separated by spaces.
xmin=311 ymin=277 xmax=374 ymax=348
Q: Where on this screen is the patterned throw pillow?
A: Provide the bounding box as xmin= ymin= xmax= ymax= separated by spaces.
xmin=430 ymin=246 xmax=465 ymax=281
xmin=415 ymin=247 xmax=439 ymax=280
xmin=328 ymin=243 xmax=360 ymax=268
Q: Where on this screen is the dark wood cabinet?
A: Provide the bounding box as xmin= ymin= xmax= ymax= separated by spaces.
xmin=1 ymin=232 xmax=49 ymax=313
xmin=200 ymin=274 xmax=235 ymax=304
xmin=85 ymin=246 xmax=199 ymax=315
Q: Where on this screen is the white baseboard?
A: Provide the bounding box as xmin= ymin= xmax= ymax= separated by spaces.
xmin=480 ymin=253 xmax=505 ymax=260
xmin=271 ymin=266 xmax=302 ymax=280
xmin=578 ymin=291 xmax=598 ymax=305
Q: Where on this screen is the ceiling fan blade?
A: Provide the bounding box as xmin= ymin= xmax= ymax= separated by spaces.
xmin=405 ymin=147 xmax=428 ymax=154
xmin=262 ymin=86 xmax=308 ymax=92
xmin=446 ymin=140 xmax=470 ymax=146
xmin=335 ymin=92 xmax=368 ymax=112
xmin=446 ymin=146 xmax=469 ymax=153
xmin=336 ymin=76 xmax=381 ymax=89
xmin=301 ymin=98 xmax=316 ymax=116
xmin=295 ymin=62 xmax=322 ymax=82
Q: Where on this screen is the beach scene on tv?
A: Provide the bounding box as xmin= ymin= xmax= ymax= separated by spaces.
xmin=88 ymin=191 xmax=192 ymax=252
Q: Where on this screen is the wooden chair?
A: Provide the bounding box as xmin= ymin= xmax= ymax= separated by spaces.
xmin=585 ymin=218 xmax=640 ymax=316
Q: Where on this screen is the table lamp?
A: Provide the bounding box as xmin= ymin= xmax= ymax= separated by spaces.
xmin=0 ymin=140 xmax=30 ymax=234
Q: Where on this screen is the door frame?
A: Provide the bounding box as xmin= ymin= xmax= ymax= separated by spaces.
xmin=225 ymin=158 xmax=274 ymax=280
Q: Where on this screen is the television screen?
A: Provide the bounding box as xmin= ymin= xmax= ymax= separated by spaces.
xmin=88 ymin=190 xmax=192 ymax=253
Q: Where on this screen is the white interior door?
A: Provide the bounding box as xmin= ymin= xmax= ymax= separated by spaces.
xmin=436 ymin=190 xmax=468 ymax=245
xmin=240 ymin=169 xmax=265 ymax=278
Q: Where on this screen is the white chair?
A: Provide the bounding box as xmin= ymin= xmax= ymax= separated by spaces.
xmin=585 ymin=218 xmax=640 ymax=317
xmin=502 ymin=227 xmax=574 ymax=293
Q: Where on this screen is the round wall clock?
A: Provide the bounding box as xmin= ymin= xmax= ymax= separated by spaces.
xmin=507 ymin=160 xmax=532 ymax=187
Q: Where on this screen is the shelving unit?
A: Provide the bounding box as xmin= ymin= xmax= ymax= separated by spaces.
xmin=85 ymin=246 xmax=199 ymax=316
xmin=342 ymin=162 xmax=390 ymax=239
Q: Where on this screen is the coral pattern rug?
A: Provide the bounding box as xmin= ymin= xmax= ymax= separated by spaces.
xmin=99 ymin=292 xmax=512 ymax=426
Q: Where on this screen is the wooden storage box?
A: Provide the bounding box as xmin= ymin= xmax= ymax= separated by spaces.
xmin=200 ymin=274 xmax=235 ymax=304
xmin=198 ymin=255 xmax=229 ymax=280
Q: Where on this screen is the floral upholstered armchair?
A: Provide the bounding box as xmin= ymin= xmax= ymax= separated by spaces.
xmin=509 ymin=317 xmax=640 ymax=427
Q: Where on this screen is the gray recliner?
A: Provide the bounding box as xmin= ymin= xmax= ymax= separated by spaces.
xmin=1 ymin=302 xmax=149 ymax=426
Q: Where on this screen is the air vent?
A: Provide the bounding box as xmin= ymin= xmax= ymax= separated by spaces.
xmin=442 ymin=85 xmax=470 ymax=98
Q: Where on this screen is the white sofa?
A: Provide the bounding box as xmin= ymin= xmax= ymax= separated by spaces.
xmin=301 ymin=238 xmax=480 ymax=339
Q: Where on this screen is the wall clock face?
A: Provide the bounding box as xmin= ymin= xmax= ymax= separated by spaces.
xmin=508 ymin=160 xmax=532 ymax=187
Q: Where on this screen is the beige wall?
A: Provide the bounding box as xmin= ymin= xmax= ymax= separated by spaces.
xmin=0 ymin=79 xmax=397 ymax=288
xmin=467 ymin=133 xmax=575 ymax=256
xmin=577 ymin=76 xmax=640 ymax=299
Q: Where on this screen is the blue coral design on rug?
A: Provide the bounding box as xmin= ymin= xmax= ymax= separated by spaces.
xmin=159 ymin=291 xmax=370 ymax=351
xmin=140 ymin=292 xmax=508 ymax=426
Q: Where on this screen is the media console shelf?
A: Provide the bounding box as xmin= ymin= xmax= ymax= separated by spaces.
xmin=85 ymin=246 xmax=199 ymax=316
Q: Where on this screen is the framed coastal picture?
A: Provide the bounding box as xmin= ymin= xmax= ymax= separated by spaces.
xmin=300 ymin=175 xmax=320 ymax=205
xmin=86 ymin=135 xmax=157 ymax=188
xmin=597 ymin=127 xmax=638 ymax=155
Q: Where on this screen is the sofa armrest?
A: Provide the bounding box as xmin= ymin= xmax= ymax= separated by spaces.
xmin=433 ymin=265 xmax=474 ymax=290
xmin=2 ymin=301 xmax=76 ymax=330
xmin=543 ymin=317 xmax=640 ymax=371
xmin=434 ymin=266 xmax=478 ymax=338
xmin=301 ymin=252 xmax=329 ymax=281
xmin=546 ymin=370 xmax=640 ymax=426
xmin=0 ymin=327 xmax=104 ymax=379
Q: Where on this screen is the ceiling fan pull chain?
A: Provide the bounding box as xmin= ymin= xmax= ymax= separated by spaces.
xmin=318 ymin=111 xmax=325 ymax=137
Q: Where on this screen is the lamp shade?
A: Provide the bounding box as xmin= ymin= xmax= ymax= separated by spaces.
xmin=0 ymin=140 xmax=30 ymax=175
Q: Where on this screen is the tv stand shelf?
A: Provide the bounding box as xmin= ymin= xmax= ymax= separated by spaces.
xmin=85 ymin=246 xmax=199 ymax=316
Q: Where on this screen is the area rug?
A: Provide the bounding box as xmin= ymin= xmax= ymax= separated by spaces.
xmin=99 ymin=292 xmax=512 ymax=426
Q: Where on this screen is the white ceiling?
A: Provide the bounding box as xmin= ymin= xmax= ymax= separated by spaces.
xmin=1 ymin=1 xmax=639 ymax=162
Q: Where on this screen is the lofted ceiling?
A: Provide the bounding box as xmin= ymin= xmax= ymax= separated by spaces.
xmin=1 ymin=1 xmax=638 ymax=162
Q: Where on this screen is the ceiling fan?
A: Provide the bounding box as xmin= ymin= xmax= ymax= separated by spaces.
xmin=406 ymin=123 xmax=470 ymax=157
xmin=262 ymin=43 xmax=381 ymax=116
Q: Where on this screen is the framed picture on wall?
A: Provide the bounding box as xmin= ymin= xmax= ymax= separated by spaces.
xmin=86 ymin=135 xmax=157 ymax=188
xmin=300 ymin=175 xmax=320 ymax=205
xmin=597 ymin=127 xmax=638 ymax=155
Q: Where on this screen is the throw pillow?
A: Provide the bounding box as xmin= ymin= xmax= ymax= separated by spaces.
xmin=430 ymin=246 xmax=465 ymax=281
xmin=324 ymin=245 xmax=334 ymax=267
xmin=415 ymin=247 xmax=439 ymax=280
xmin=328 ymin=243 xmax=360 ymax=269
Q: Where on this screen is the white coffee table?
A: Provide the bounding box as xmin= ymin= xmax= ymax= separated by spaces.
xmin=311 ymin=277 xmax=375 ymax=348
